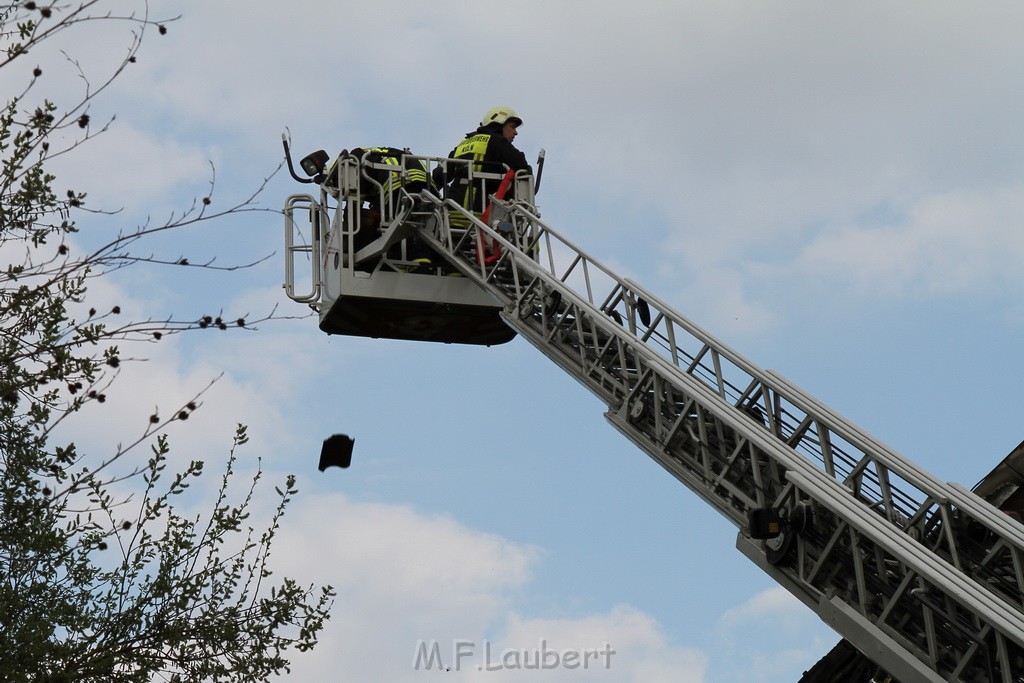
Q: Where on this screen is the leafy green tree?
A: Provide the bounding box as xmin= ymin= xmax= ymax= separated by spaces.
xmin=0 ymin=3 xmax=334 ymax=680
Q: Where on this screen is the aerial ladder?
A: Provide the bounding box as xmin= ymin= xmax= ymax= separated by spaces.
xmin=283 ymin=141 xmax=1024 ymax=682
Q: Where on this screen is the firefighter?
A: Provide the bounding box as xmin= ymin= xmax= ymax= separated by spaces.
xmin=347 ymin=147 xmax=437 ymax=270
xmin=436 ymin=106 xmax=532 ymax=227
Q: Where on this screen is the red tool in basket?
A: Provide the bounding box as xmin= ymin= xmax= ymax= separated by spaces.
xmin=476 ymin=169 xmax=515 ymax=265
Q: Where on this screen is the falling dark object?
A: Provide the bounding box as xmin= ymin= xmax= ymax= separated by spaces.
xmin=319 ymin=434 xmax=354 ymax=471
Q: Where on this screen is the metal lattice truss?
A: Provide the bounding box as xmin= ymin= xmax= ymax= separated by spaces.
xmin=415 ymin=188 xmax=1024 ymax=682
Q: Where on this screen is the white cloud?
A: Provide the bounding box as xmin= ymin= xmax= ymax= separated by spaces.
xmin=793 ymin=185 xmax=1024 ymax=300
xmin=718 ymin=586 xmax=804 ymax=624
xmin=270 ymin=492 xmax=708 ymax=683
xmin=270 ymin=492 xmax=540 ymax=681
xmin=489 ymin=608 xmax=707 ymax=683
xmin=711 ymin=587 xmax=835 ymax=683
xmin=47 ymin=123 xmax=215 ymax=215
xmin=654 ymin=262 xmax=779 ymax=340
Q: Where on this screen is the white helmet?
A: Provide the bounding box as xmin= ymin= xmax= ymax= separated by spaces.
xmin=481 ymin=106 xmax=523 ymax=127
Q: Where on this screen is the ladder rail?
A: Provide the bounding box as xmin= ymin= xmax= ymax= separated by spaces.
xmin=283 ymin=193 xmax=322 ymax=304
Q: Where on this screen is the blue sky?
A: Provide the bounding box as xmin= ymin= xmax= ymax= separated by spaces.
xmin=15 ymin=1 xmax=1024 ymax=680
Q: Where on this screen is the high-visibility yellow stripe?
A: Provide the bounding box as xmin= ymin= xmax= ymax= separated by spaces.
xmin=453 ymin=134 xmax=490 ymax=172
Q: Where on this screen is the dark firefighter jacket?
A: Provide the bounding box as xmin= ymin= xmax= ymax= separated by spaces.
xmin=436 ymin=123 xmax=532 ymax=217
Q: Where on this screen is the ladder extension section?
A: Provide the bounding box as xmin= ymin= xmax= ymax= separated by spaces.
xmin=416 ymin=190 xmax=1024 ymax=683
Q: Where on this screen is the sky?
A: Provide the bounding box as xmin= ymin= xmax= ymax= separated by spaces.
xmin=10 ymin=1 xmax=1024 ymax=680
